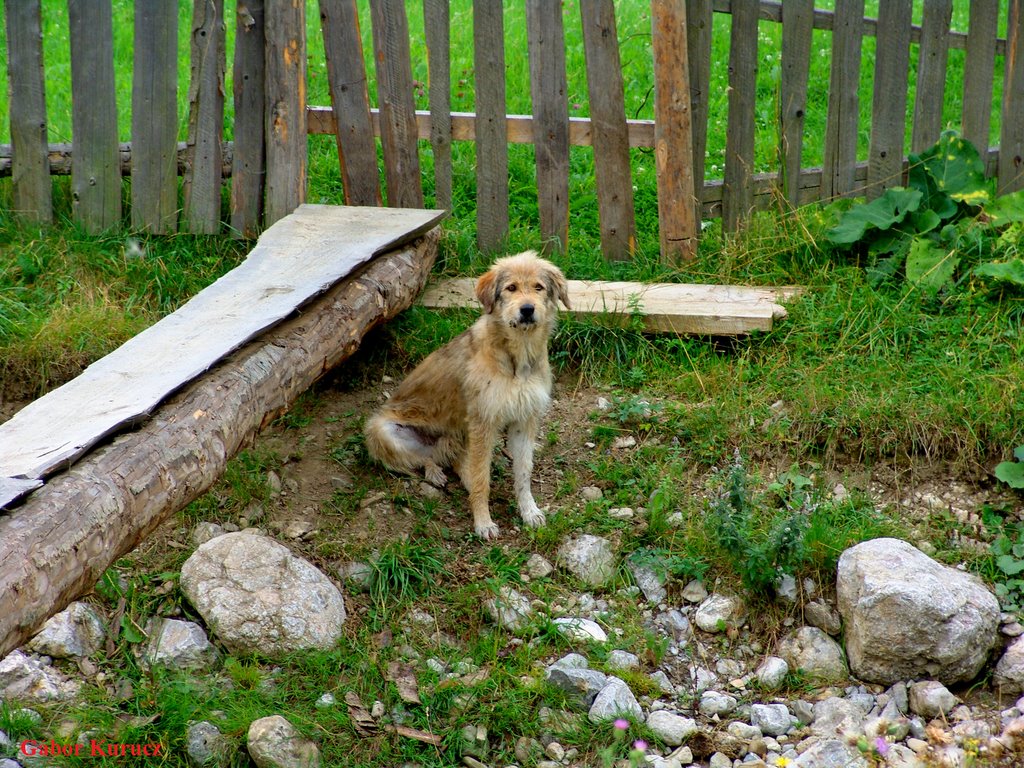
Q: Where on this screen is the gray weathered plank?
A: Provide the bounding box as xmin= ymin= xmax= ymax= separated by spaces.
xmin=183 ymin=0 xmax=225 ymax=234
xmin=68 ymin=0 xmax=121 ymax=232
xmin=231 ymin=0 xmax=266 ymax=238
xmin=4 ymin=0 xmax=51 ymax=223
xmin=723 ymin=0 xmax=758 ymax=231
xmin=265 ymin=0 xmax=308 ymax=226
xmin=526 ymin=0 xmax=570 ymax=253
xmin=369 ymin=0 xmax=423 ymax=208
xmin=779 ymin=0 xmax=814 ymax=206
xmin=821 ymin=0 xmax=864 ymax=200
xmin=911 ymin=0 xmax=953 ymax=153
xmin=1000 ymin=0 xmax=1024 ymax=194
xmin=321 ymin=0 xmax=381 ymax=207
xmin=131 ymin=1 xmax=178 ymax=234
xmin=474 ymin=0 xmax=509 ymax=250
xmin=686 ymin=0 xmax=712 ymax=202
xmin=423 ymin=0 xmax=452 ymax=210
xmin=866 ymin=0 xmax=912 ymax=199
xmin=0 ymin=205 xmax=447 ymax=504
xmin=580 ymin=0 xmax=635 ymax=260
xmin=651 ymin=0 xmax=697 ymax=262
xmin=962 ymin=0 xmax=999 ymax=154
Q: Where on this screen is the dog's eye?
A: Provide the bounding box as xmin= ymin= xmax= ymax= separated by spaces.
xmin=505 ymin=284 xmax=517 ymax=293
xmin=535 ymin=283 xmax=545 ymax=292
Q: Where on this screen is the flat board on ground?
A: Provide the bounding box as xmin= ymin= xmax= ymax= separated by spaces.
xmin=419 ymin=279 xmax=801 ymax=335
xmin=0 ymin=204 xmax=446 ymax=509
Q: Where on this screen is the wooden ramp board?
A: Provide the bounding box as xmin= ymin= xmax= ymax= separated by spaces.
xmin=0 ymin=204 xmax=446 ymax=509
xmin=419 ymin=279 xmax=801 ymax=336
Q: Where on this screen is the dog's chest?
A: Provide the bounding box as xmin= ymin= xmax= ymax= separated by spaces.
xmin=469 ymin=365 xmax=551 ymax=425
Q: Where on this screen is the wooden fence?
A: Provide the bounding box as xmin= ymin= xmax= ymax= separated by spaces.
xmin=2 ymin=0 xmax=1023 ymax=263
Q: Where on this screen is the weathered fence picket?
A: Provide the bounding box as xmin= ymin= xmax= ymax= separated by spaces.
xmin=231 ymin=0 xmax=266 ymax=238
xmin=473 ymin=0 xmax=509 ymax=252
xmin=4 ymin=0 xmax=51 ymax=224
xmin=779 ymin=0 xmax=814 ymax=208
xmin=999 ymin=0 xmax=1024 ymax=195
xmin=866 ymin=0 xmax=912 ymax=199
xmin=912 ymin=0 xmax=953 ymax=153
xmin=723 ymin=0 xmax=758 ymax=232
xmin=962 ymin=0 xmax=999 ymax=154
xmin=685 ymin=0 xmax=713 ymax=215
xmin=423 ymin=0 xmax=453 ymax=210
xmin=822 ymin=0 xmax=865 ymax=200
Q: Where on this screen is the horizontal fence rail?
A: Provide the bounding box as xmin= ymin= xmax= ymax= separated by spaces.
xmin=1 ymin=0 xmax=1020 ymax=263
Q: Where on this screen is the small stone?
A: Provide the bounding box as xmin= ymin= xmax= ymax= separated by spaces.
xmin=709 ymin=752 xmax=732 ymax=768
xmin=649 ymin=670 xmax=675 ymax=694
xmin=143 ymin=619 xmax=219 ymax=671
xmin=581 ymin=486 xmax=604 ymax=502
xmin=192 ymin=521 xmax=227 ymax=546
xmin=612 ymin=436 xmax=637 ymax=449
xmin=588 ymin=677 xmax=642 ymax=723
xmin=336 ymin=561 xmax=373 ymax=592
xmin=804 ymin=600 xmax=843 ymax=636
xmin=515 ymin=736 xmax=542 ymax=763
xmin=28 ymin=602 xmax=106 ymax=659
xmin=699 ymin=690 xmax=738 ymax=717
xmin=246 ymin=715 xmax=320 ymax=768
xmin=751 ymin=703 xmax=794 ymax=737
xmin=187 ymin=721 xmax=227 ymax=767
xmin=557 ymin=534 xmax=616 ymax=587
xmin=483 ymin=585 xmax=533 ymax=632
xmin=524 ymin=553 xmax=554 ymax=579
xmin=755 ymin=656 xmax=789 ymax=690
xmin=315 ymin=693 xmax=336 ymax=709
xmin=909 ymin=680 xmax=959 ymax=718
xmin=695 ymin=594 xmax=746 ymax=633
xmin=544 ymin=741 xmax=565 ymax=761
xmin=606 ymin=650 xmax=641 ymax=672
xmin=553 ymin=617 xmax=608 ymax=643
xmin=629 ymin=561 xmax=667 ymax=604
xmin=775 ymin=574 xmax=799 ymax=603
xmin=646 ymin=711 xmax=699 ymax=745
xmin=418 ymin=481 xmax=443 ymax=500
xmin=609 ymin=507 xmax=635 ymax=520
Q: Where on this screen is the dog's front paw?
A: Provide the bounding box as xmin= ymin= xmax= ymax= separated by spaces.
xmin=520 ymin=502 xmax=546 ymax=529
xmin=475 ymin=521 xmax=501 ymax=540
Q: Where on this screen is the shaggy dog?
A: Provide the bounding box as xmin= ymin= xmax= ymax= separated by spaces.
xmin=364 ymin=251 xmax=570 ymax=539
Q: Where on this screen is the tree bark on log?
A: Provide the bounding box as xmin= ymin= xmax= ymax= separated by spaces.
xmin=0 ymin=230 xmax=439 ymax=659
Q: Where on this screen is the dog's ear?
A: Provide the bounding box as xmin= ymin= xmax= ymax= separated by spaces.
xmin=544 ymin=263 xmax=571 ymax=310
xmin=475 ymin=267 xmax=500 ymax=313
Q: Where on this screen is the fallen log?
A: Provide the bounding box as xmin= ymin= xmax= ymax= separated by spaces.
xmin=0 ymin=229 xmax=439 ymax=659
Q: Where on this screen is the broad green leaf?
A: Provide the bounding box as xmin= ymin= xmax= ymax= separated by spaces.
xmin=995 ymin=460 xmax=1024 ymax=489
xmin=909 ymin=209 xmax=942 ymax=235
xmin=974 ymin=260 xmax=1024 ymax=287
xmin=1015 ymin=445 xmax=1024 ymax=462
xmin=917 ymin=131 xmax=990 ymax=205
xmin=985 ymin=190 xmax=1024 ymax=228
xmin=997 ymin=554 xmax=1024 ymax=576
xmin=826 ymin=188 xmax=923 ymax=245
xmin=905 ymin=237 xmax=959 ymax=293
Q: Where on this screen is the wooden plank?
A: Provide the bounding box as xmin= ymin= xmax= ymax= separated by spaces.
xmin=1000 ymin=0 xmax=1024 ymax=194
xmin=962 ymin=0 xmax=999 ymax=154
xmin=0 ymin=142 xmax=232 ymax=179
xmin=4 ymin=0 xmax=52 ymax=223
xmin=183 ymin=0 xmax=225 ymax=234
xmin=369 ymin=0 xmax=423 ymax=208
xmin=651 ymin=0 xmax=697 ymax=262
xmin=779 ymin=0 xmax=814 ymax=206
xmin=131 ymin=1 xmax=178 ymax=234
xmin=821 ymin=0 xmax=864 ymax=200
xmin=526 ymin=0 xmax=570 ymax=253
xmin=423 ymin=0 xmax=452 ymax=209
xmin=265 ymin=0 xmax=308 ymax=226
xmin=321 ymin=0 xmax=381 ymax=207
xmin=231 ymin=0 xmax=266 ymax=238
xmin=474 ymin=0 xmax=509 ymax=250
xmin=723 ymin=0 xmax=758 ymax=231
xmin=866 ymin=0 xmax=912 ymax=199
xmin=0 ymin=205 xmax=447 ymax=501
xmin=580 ymin=0 xmax=635 ymax=260
xmin=686 ymin=0 xmax=713 ymax=207
xmin=420 ymin=278 xmax=801 ymax=336
xmin=911 ymin=0 xmax=953 ymax=153
xmin=68 ymin=0 xmax=121 ymax=232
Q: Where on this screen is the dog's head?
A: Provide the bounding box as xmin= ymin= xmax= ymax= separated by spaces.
xmin=475 ymin=251 xmax=571 ymax=331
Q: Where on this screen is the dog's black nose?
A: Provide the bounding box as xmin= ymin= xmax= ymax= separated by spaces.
xmin=520 ymin=304 xmax=535 ymax=321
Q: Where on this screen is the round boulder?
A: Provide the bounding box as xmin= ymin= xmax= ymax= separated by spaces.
xmin=837 ymin=538 xmax=999 ymax=685
xmin=180 ymin=533 xmax=346 ymax=655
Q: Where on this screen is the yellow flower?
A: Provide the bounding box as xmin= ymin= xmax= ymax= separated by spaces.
xmin=776 ymin=759 xmax=792 ymax=767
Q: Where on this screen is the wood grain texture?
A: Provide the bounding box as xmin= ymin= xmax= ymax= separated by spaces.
xmin=183 ymin=0 xmax=226 ymax=234
xmin=962 ymin=0 xmax=999 ymax=154
xmin=999 ymin=0 xmax=1024 ymax=194
xmin=866 ymin=0 xmax=912 ymax=198
xmin=473 ymin=0 xmax=509 ymax=250
xmin=651 ymin=0 xmax=697 ymax=262
xmin=231 ymin=0 xmax=266 ymax=238
xmin=911 ymin=0 xmax=953 ymax=153
xmin=131 ymin=1 xmax=179 ymax=234
xmin=4 ymin=0 xmax=51 ymax=223
xmin=779 ymin=0 xmax=814 ymax=206
xmin=0 ymin=230 xmax=441 ymax=659
xmin=821 ymin=0 xmax=865 ymax=199
xmin=264 ymin=0 xmax=308 ymax=226
xmin=723 ymin=0 xmax=758 ymax=231
xmin=68 ymin=0 xmax=121 ymax=232
xmin=526 ymin=0 xmax=570 ymax=253
xmin=580 ymin=0 xmax=635 ymax=260
xmin=0 ymin=205 xmax=446 ymax=497
xmin=685 ymin=0 xmax=713 ymax=206
xmin=423 ymin=0 xmax=452 ymax=209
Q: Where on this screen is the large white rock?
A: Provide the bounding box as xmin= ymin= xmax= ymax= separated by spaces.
xmin=247 ymin=715 xmax=320 ymax=768
xmin=837 ymin=538 xmax=999 ymax=685
xmin=180 ymin=533 xmax=346 ymax=655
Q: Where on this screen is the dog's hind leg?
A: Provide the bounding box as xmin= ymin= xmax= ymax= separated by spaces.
xmin=508 ymin=418 xmax=545 ymax=529
xmin=365 ymin=415 xmax=447 ymax=484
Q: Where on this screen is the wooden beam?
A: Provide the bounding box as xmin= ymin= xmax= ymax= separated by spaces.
xmin=0 ymin=230 xmax=441 ymax=660
xmin=420 ymin=279 xmax=801 ymax=336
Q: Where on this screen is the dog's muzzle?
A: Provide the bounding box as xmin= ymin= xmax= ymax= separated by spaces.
xmin=518 ymin=304 xmax=536 ymax=325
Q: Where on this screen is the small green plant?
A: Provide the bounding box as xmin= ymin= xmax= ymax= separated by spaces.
xmin=994 ymin=445 xmax=1024 ymax=489
xmin=368 ymin=540 xmax=446 ymax=611
xmin=991 ymin=521 xmax=1024 ymax=614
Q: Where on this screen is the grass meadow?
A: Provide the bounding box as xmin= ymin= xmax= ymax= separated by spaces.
xmin=1 ymin=2 xmax=1024 ymax=766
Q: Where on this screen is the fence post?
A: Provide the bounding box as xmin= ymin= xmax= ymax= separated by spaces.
xmin=132 ymin=1 xmax=179 ymax=234
xmin=723 ymin=0 xmax=758 ymax=232
xmin=423 ymin=0 xmax=452 ymax=210
xmin=822 ymin=0 xmax=865 ymax=200
xmin=999 ymin=0 xmax=1024 ymax=194
xmin=265 ymin=0 xmax=308 ymax=227
xmin=4 ymin=0 xmax=52 ymax=224
xmin=231 ymin=0 xmax=266 ymax=238
xmin=651 ymin=0 xmax=697 ymax=263
xmin=69 ymin=0 xmax=121 ymax=233
xmin=474 ymin=0 xmax=509 ymax=250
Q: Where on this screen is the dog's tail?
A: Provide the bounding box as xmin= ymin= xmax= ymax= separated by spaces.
xmin=364 ymin=411 xmax=430 ymax=473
